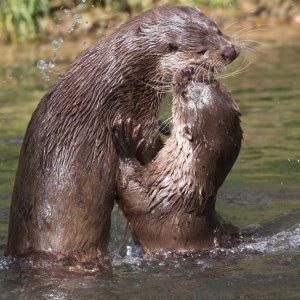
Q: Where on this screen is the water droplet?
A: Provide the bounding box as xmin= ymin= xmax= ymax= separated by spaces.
xmin=42 ymin=73 xmax=50 ymax=81
xmin=52 ymin=38 xmax=64 ymax=53
xmin=37 ymin=60 xmax=47 ymax=70
xmin=68 ymin=26 xmax=75 ymax=34
xmin=48 ymin=60 xmax=55 ymax=68
xmin=73 ymin=14 xmax=82 ymax=24
xmin=64 ymin=9 xmax=72 ymax=17
xmin=288 ymin=159 xmax=291 ymax=162
xmin=297 ymin=159 xmax=300 ymax=163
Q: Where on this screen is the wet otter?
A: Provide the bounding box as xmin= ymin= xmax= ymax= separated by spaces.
xmin=7 ymin=6 xmax=240 ymax=263
xmin=113 ymin=67 xmax=242 ymax=253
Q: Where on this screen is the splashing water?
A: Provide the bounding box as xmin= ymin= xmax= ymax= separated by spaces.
xmin=36 ymin=60 xmax=47 ymax=70
xmin=48 ymin=60 xmax=55 ymax=69
xmin=52 ymin=38 xmax=64 ymax=54
xmin=239 ymin=224 xmax=300 ymax=254
xmin=73 ymin=14 xmax=83 ymax=24
xmin=64 ymin=9 xmax=73 ymax=17
xmin=208 ymin=224 xmax=300 ymax=258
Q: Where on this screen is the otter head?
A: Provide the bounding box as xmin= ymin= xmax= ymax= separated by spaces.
xmin=136 ymin=6 xmax=239 ymax=82
xmin=171 ymin=65 xmax=221 ymax=141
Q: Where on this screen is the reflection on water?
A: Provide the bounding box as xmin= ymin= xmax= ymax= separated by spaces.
xmin=0 ymin=25 xmax=300 ymax=298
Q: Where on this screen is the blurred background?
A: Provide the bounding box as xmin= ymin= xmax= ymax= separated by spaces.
xmin=0 ymin=1 xmax=300 ymax=299
xmin=0 ymin=0 xmax=300 ymax=43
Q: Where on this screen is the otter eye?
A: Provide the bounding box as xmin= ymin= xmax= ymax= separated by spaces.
xmin=197 ymin=49 xmax=207 ymax=55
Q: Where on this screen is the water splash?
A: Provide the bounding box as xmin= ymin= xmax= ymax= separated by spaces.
xmin=36 ymin=60 xmax=47 ymax=70
xmin=73 ymin=14 xmax=82 ymax=24
xmin=126 ymin=245 xmax=142 ymax=257
xmin=48 ymin=60 xmax=56 ymax=69
xmin=239 ymin=224 xmax=300 ymax=254
xmin=36 ymin=37 xmax=64 ymax=81
xmin=64 ymin=9 xmax=73 ymax=17
xmin=52 ymin=38 xmax=64 ymax=54
xmin=63 ymin=6 xmax=84 ymax=35
xmin=36 ymin=58 xmax=58 ymax=82
xmin=77 ymin=4 xmax=85 ymax=10
xmin=36 ymin=60 xmax=51 ymax=81
xmin=209 ymin=224 xmax=300 ymax=257
xmin=68 ymin=26 xmax=75 ymax=34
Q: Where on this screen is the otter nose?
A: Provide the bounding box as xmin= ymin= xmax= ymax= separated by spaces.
xmin=222 ymin=45 xmax=238 ymax=63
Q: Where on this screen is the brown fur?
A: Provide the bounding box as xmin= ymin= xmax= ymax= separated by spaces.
xmin=114 ymin=68 xmax=243 ymax=253
xmin=7 ymin=6 xmax=240 ymax=263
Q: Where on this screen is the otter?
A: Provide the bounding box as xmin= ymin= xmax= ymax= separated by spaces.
xmin=7 ymin=6 xmax=240 ymax=263
xmin=113 ymin=66 xmax=242 ymax=253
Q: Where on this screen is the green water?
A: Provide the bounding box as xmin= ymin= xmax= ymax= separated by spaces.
xmin=0 ymin=25 xmax=299 ymax=299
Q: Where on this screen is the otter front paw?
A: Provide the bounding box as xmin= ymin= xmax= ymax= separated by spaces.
xmin=112 ymin=118 xmax=144 ymax=161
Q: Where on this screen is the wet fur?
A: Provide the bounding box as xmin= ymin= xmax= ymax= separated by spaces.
xmin=115 ymin=71 xmax=243 ymax=253
xmin=7 ymin=6 xmax=239 ymax=263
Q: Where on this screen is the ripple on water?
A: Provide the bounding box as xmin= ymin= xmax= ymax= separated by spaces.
xmin=239 ymin=224 xmax=300 ymax=254
xmin=208 ymin=224 xmax=300 ymax=257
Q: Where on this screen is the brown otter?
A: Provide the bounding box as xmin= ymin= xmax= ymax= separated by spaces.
xmin=113 ymin=66 xmax=242 ymax=253
xmin=7 ymin=6 xmax=240 ymax=263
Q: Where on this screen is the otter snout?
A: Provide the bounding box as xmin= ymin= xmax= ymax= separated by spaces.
xmin=221 ymin=45 xmax=239 ymax=63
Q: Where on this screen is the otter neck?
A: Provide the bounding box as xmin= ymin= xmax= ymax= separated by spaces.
xmin=171 ymin=83 xmax=215 ymax=145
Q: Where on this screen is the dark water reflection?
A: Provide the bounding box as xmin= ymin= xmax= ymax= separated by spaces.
xmin=0 ymin=25 xmax=300 ymax=298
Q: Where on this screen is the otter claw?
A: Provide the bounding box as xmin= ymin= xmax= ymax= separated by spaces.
xmin=112 ymin=118 xmax=144 ymax=160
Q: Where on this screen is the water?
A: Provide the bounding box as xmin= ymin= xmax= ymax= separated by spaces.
xmin=0 ymin=25 xmax=300 ymax=298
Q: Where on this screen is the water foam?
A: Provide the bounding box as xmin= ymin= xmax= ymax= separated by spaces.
xmin=209 ymin=224 xmax=300 ymax=257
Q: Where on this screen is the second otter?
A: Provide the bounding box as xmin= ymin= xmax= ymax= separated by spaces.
xmin=113 ymin=67 xmax=242 ymax=253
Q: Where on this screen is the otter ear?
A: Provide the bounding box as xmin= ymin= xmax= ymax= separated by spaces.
xmin=183 ymin=125 xmax=193 ymax=141
xmin=168 ymin=43 xmax=178 ymax=53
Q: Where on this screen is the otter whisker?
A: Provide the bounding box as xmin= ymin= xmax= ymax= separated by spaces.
xmin=149 ymin=75 xmax=174 ymax=86
xmin=240 ymin=44 xmax=265 ymax=55
xmin=136 ymin=78 xmax=172 ymax=93
xmin=239 ymin=41 xmax=266 ymax=55
xmin=154 ymin=116 xmax=173 ymax=140
xmin=222 ymin=20 xmax=239 ymax=32
xmin=217 ymin=58 xmax=249 ymax=78
xmin=217 ymin=59 xmax=254 ymax=79
xmin=234 ymin=27 xmax=276 ymax=42
xmin=232 ymin=25 xmax=259 ymax=38
xmin=238 ymin=39 xmax=266 ymax=46
xmin=233 ymin=24 xmax=275 ymax=39
xmin=219 ymin=66 xmax=247 ymax=79
xmin=160 ymin=116 xmax=173 ymax=130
